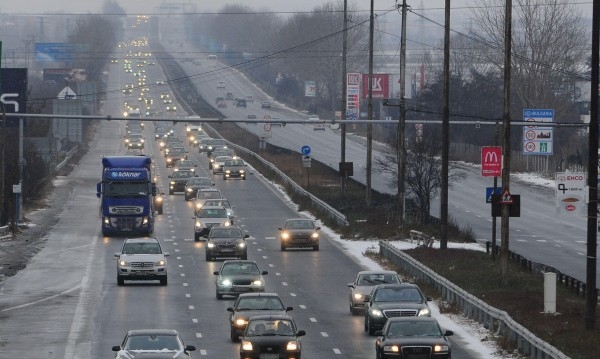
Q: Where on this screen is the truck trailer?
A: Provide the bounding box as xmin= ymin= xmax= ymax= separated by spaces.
xmin=97 ymin=156 xmax=158 ymax=236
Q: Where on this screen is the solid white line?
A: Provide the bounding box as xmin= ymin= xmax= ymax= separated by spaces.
xmin=63 ymin=234 xmax=99 ymax=359
xmin=333 ymin=348 xmax=342 ymax=354
xmin=310 ymin=318 xmax=317 ymax=322
xmin=320 ymin=332 xmax=328 ymax=337
xmin=299 ymin=305 xmax=306 ymax=309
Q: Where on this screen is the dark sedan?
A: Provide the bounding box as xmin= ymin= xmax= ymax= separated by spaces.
xmin=240 ymin=314 xmax=305 ymax=359
xmin=214 ymin=260 xmax=267 ymax=299
xmin=364 ymin=283 xmax=432 ymax=336
xmin=168 ymin=169 xmax=196 ymax=195
xmin=348 ymin=270 xmax=401 ymax=314
xmin=374 ymin=317 xmax=453 ymax=359
xmin=184 ymin=177 xmax=214 ymax=201
xmin=205 ymin=225 xmax=249 ymax=261
xmin=278 ymin=218 xmax=320 ymax=251
xmin=227 ymin=293 xmax=293 ymax=342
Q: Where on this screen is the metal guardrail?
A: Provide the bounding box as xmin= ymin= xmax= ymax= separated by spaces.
xmin=379 ymin=241 xmax=570 ymax=359
xmin=223 ymin=141 xmax=349 ymax=227
xmin=55 ymin=146 xmax=79 ymax=171
xmin=0 ymin=225 xmax=12 ymax=241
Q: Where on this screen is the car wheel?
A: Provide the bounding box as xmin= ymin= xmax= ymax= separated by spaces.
xmin=230 ymin=327 xmax=238 ymax=342
xmin=216 ymin=290 xmax=223 ymax=300
xmin=205 ymin=254 xmax=211 ymax=261
xmin=280 ymin=244 xmax=286 ymax=251
xmin=157 ymin=207 xmax=163 ymax=215
xmin=194 ymin=234 xmax=200 ymax=242
xmin=117 ymin=277 xmax=125 ymax=286
xmin=169 ymin=190 xmax=173 ymax=195
xmin=242 ymin=176 xmax=246 ymax=180
xmin=223 ymin=175 xmax=227 ymax=180
xmin=368 ymin=318 xmax=376 ymax=336
xmin=350 ymin=303 xmax=357 ymax=315
xmin=313 ymin=244 xmax=319 ymax=251
xmin=364 ymin=317 xmax=368 ymax=332
xmin=240 ymin=254 xmax=247 ymax=260
xmin=160 ymin=277 xmax=168 ymax=286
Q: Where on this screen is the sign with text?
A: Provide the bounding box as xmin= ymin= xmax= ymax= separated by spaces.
xmin=555 ymin=171 xmax=585 ymax=216
xmin=304 ymin=81 xmax=316 ymax=97
xmin=1 ymin=68 xmax=27 ymax=127
xmin=481 ymin=146 xmax=502 ymax=177
xmin=523 ymin=109 xmax=553 ymax=155
xmin=346 ymin=73 xmax=360 ymax=121
xmin=361 ymin=74 xmax=390 ymax=99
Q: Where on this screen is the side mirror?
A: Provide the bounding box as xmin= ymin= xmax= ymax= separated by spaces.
xmin=185 ymin=345 xmax=196 ymax=352
xmin=213 ymin=271 xmax=219 ymax=275
xmin=244 ymin=234 xmax=250 ymax=239
xmin=163 ymin=252 xmax=170 ymax=257
xmin=347 ymin=283 xmax=355 ymax=288
xmin=296 ymin=330 xmax=306 ymax=337
xmin=261 ymin=271 xmax=269 ymax=275
xmin=114 ymin=253 xmax=121 ymax=258
xmin=285 ymin=306 xmax=293 ymax=312
xmin=444 ymin=330 xmax=454 ymax=336
xmin=227 ymin=307 xmax=234 ymax=312
xmin=112 ymin=346 xmax=121 ymax=352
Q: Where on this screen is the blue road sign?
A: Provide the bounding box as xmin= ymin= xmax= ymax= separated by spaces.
xmin=301 ymin=145 xmax=311 ymax=155
xmin=486 ymin=187 xmax=502 ymax=203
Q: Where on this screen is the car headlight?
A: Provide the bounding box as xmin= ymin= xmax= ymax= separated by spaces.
xmin=311 ymin=232 xmax=319 ymax=239
xmin=196 ymin=203 xmax=203 ymax=209
xmin=241 ymin=341 xmax=253 ymax=351
xmin=167 ymin=158 xmax=172 ymax=163
xmin=155 ymin=259 xmax=166 ymax=266
xmin=252 ymin=280 xmax=264 ymax=286
xmin=119 ymin=260 xmax=129 ymax=266
xmin=223 ymin=220 xmax=231 ymax=226
xmin=195 ymin=221 xmax=205 ymax=228
xmin=434 ymin=344 xmax=450 ymax=353
xmin=170 ymin=181 xmax=175 ymax=185
xmin=225 ymin=170 xmax=231 ymax=174
xmin=238 ymin=242 xmax=246 ymax=248
xmin=383 ymin=345 xmax=400 ymax=353
xmin=219 ymin=279 xmax=232 ymax=286
xmin=142 ymin=217 xmax=149 ymax=225
xmin=239 ymin=170 xmax=245 ymax=173
xmin=186 ymin=188 xmax=193 ymax=192
xmin=155 ymin=197 xmax=163 ymax=203
xmin=418 ymin=307 xmax=431 ymax=316
xmin=353 ymin=293 xmax=364 ymax=300
xmin=286 ymin=341 xmax=299 ymax=351
xmin=234 ymin=318 xmax=247 ymax=326
xmin=369 ymin=308 xmax=383 ymax=317
xmin=281 ymin=232 xmax=290 ymax=240
xmin=125 ymin=139 xmax=130 ymax=143
xmin=207 ymin=242 xmax=215 ymax=248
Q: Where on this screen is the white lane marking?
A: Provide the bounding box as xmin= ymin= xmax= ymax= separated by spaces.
xmin=186 ymin=294 xmax=191 ymax=298
xmin=179 ymin=265 xmax=183 ymax=268
xmin=183 ymin=283 xmax=189 ymax=287
xmin=173 ymin=242 xmax=178 ymax=245
xmin=290 ymin=293 xmax=296 ymax=297
xmin=257 ymin=248 xmax=263 ymax=252
xmin=192 ymin=318 xmax=198 ymax=323
xmin=181 ymin=273 xmax=186 ymax=277
xmin=577 ymin=252 xmax=585 ymax=256
xmin=262 ymin=256 xmax=268 ymax=259
xmin=310 ymin=318 xmax=317 ymax=322
xmin=321 ymin=332 xmax=328 ymax=337
xmin=299 ymin=305 xmax=306 ymax=309
xmin=177 ymin=256 xmax=182 ymax=260
xmin=63 ymin=235 xmax=99 ymax=359
xmin=175 ymin=249 xmax=180 ymax=252
xmin=189 ymin=305 xmax=195 ymax=310
xmin=269 ymin=264 xmax=274 ymax=268
xmin=196 ymin=333 xmax=203 ymax=338
xmin=333 ymin=348 xmax=342 ymax=354
xmin=265 ymin=237 xmax=276 ymax=240
xmin=200 ymin=349 xmax=207 ymax=355
xmin=282 ymin=282 xmax=288 ymax=286
xmin=536 ymin=240 xmax=548 ymax=243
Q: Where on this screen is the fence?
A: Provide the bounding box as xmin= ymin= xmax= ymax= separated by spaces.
xmin=0 ymin=225 xmax=12 ymax=241
xmin=55 ymin=145 xmax=79 ymax=172
xmin=379 ymin=241 xmax=570 ymax=359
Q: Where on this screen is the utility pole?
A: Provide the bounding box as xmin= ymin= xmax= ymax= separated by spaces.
xmin=341 ymin=0 xmax=348 ymax=200
xmin=500 ymin=0 xmax=513 ymax=286
xmin=397 ymin=0 xmax=408 ymax=225
xmin=585 ymin=0 xmax=599 ymax=331
xmin=440 ymin=0 xmax=451 ymax=249
xmin=366 ymin=0 xmax=374 ymax=207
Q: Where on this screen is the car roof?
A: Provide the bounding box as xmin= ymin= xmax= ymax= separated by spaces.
xmin=238 ymin=292 xmax=280 ymax=299
xmin=127 ymin=329 xmax=179 ymax=336
xmin=222 ymin=259 xmax=257 ymax=265
xmin=385 ymin=316 xmax=439 ymax=324
xmin=199 ymin=188 xmax=221 ymax=193
xmin=357 ymin=270 xmax=399 ymax=275
xmin=247 ymin=314 xmax=293 ymax=321
xmin=373 ymin=283 xmax=420 ymax=290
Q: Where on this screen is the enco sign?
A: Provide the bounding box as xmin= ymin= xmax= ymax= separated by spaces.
xmin=0 ymin=93 xmax=20 ymax=112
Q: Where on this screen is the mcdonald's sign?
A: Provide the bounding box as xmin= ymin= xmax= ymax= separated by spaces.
xmin=481 ymin=146 xmax=502 ymax=177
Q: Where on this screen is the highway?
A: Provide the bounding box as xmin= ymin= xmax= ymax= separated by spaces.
xmin=0 ymin=37 xmax=483 ymax=359
xmin=156 ymin=17 xmax=597 ymax=287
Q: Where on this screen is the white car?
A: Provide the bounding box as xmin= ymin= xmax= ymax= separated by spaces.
xmin=217 ymin=81 xmax=226 ymax=88
xmin=114 ymin=238 xmax=169 ymax=286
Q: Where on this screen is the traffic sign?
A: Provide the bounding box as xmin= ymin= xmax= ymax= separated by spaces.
xmin=555 ymin=171 xmax=585 ymax=215
xmin=302 ymin=155 xmax=311 ymax=168
xmin=500 ymin=189 xmax=513 ymax=205
xmin=522 ymin=109 xmax=553 ymax=155
xmin=485 ymin=187 xmax=502 ymax=203
xmin=301 ymin=145 xmax=311 ymax=155
xmin=264 ymin=123 xmax=271 ymax=131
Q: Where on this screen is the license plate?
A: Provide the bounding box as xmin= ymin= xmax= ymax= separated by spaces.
xmin=259 ymin=355 xmax=279 ymax=359
xmin=220 ymin=248 xmax=234 ymax=252
xmin=234 ymin=287 xmax=249 ymax=292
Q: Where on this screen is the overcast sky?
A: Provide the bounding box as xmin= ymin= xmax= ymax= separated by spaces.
xmin=0 ymin=0 xmax=468 ymax=15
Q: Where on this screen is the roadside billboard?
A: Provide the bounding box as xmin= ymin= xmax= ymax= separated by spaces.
xmin=362 ymin=74 xmax=390 ymax=99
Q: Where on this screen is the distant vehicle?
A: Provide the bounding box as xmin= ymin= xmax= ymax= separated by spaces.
xmin=194 ymin=188 xmax=224 ymax=214
xmin=348 ymin=270 xmax=402 ymax=314
xmin=168 ymin=169 xmax=196 ymax=195
xmin=217 ymin=81 xmax=226 ymax=88
xmin=223 ymin=158 xmax=247 ymax=180
xmin=184 ymin=177 xmax=214 ymax=201
xmin=208 ymin=54 xmax=218 ymax=67
xmin=226 ymin=92 xmax=234 ymax=100
xmin=215 ymin=96 xmax=224 ymax=104
xmin=214 ymin=260 xmax=267 ymax=299
xmin=236 ymin=99 xmax=247 ymax=108
xmin=194 ymin=205 xmax=232 ymax=240
xmin=246 ymin=95 xmax=254 ymax=103
xmin=165 ymin=147 xmax=187 ymax=168
xmin=374 ymin=317 xmax=453 ymax=359
xmin=112 ymin=329 xmax=196 ymax=359
xmin=114 ymin=237 xmax=169 ymax=286
xmin=212 ymin=155 xmax=233 ymax=174
xmin=278 ymin=218 xmax=321 ymax=251
xmin=261 ymin=101 xmax=271 ymax=109
xmin=227 ymin=293 xmax=293 ymax=342
xmin=247 ymin=114 xmax=257 ymax=119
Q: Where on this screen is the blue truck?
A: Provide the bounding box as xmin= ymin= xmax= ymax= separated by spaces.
xmin=96 ymin=156 xmax=159 ymax=236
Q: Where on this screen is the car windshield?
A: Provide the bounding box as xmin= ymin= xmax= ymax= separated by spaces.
xmin=386 ymin=321 xmax=442 ymax=338
xmin=198 ymin=191 xmax=221 ymax=199
xmin=225 ymin=160 xmax=244 ymax=166
xmin=236 ymin=297 xmax=284 ymax=311
xmin=285 ymin=220 xmax=314 ymax=229
xmin=169 ymin=148 xmax=186 ymax=154
xmin=210 ymin=227 xmax=242 ymax=238
xmin=176 ymin=161 xmax=193 ymax=167
xmin=216 ymin=156 xmax=231 ymax=162
xmin=125 ymin=334 xmax=181 ymax=351
xmin=104 ymin=182 xmax=148 ymax=197
xmin=374 ymin=287 xmax=423 ymax=303
xmin=245 ymin=319 xmax=294 ymax=337
xmin=187 ymin=178 xmax=211 ymax=186
xmin=221 ymin=262 xmax=260 ymax=275
xmin=358 ymin=274 xmax=400 ymax=286
xmin=122 ymin=242 xmax=161 ymax=255
xmin=171 ymin=171 xmax=193 ymax=179
xmin=210 ymin=139 xmax=225 ymax=146
xmin=204 ymin=200 xmax=230 ymax=208
xmin=197 ymin=208 xmax=228 ymax=218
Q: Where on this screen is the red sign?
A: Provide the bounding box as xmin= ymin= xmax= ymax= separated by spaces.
xmin=362 ymin=74 xmax=390 ymax=99
xmin=481 ymin=146 xmax=502 ymax=177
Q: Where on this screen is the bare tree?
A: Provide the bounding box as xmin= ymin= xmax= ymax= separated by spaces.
xmin=374 ymin=129 xmax=465 ymax=224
